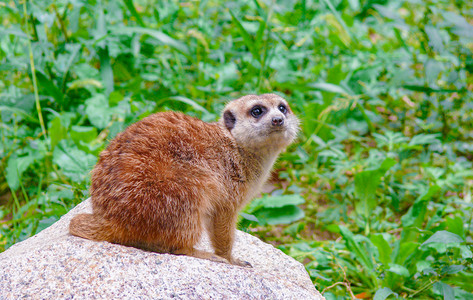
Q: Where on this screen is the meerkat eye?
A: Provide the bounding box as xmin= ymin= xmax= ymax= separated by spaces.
xmin=250 ymin=106 xmax=264 ymax=118
xmin=278 ymin=104 xmax=287 ymax=114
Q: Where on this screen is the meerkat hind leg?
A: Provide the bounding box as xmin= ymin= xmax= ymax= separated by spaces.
xmin=173 ymin=247 xmax=230 ymax=264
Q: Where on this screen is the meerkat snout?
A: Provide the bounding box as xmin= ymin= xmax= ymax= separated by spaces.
xmin=271 ymin=116 xmax=284 ymax=126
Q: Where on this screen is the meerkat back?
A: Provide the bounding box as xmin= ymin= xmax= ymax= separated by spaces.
xmin=69 ymin=93 xmax=299 ymax=267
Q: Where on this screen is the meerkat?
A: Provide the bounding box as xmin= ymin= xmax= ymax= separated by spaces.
xmin=69 ymin=93 xmax=299 ymax=267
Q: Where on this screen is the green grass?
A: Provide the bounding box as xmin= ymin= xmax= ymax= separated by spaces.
xmin=1 ymin=0 xmax=473 ymax=299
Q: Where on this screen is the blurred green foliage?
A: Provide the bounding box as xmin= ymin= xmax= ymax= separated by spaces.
xmin=1 ymin=0 xmax=472 ymax=299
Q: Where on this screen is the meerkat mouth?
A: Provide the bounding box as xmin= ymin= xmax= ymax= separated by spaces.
xmin=269 ymin=127 xmax=286 ymax=133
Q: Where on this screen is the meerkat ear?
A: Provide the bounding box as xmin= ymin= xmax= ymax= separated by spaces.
xmin=223 ymin=110 xmax=236 ymax=131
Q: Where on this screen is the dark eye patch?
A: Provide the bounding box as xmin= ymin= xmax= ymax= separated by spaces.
xmin=278 ymin=104 xmax=287 ymax=114
xmin=250 ymin=105 xmax=266 ymax=118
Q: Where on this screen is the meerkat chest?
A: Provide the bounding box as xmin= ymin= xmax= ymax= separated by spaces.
xmin=235 ymin=153 xmax=278 ymax=207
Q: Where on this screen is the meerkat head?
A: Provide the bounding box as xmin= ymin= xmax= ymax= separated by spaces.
xmin=220 ymin=94 xmax=300 ymax=153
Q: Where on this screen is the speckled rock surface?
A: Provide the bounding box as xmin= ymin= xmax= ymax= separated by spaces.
xmin=0 ymin=198 xmax=324 ymax=299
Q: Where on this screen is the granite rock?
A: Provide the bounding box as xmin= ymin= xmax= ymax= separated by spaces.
xmin=0 ymin=198 xmax=324 ymax=299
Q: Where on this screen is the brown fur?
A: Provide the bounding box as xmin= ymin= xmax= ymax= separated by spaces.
xmin=69 ymin=94 xmax=299 ymax=266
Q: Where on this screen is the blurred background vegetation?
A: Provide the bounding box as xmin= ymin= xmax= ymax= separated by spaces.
xmin=1 ymin=0 xmax=473 ymax=299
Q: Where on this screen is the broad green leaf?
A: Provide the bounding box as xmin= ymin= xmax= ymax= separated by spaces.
xmin=416 ymin=260 xmax=431 ymax=273
xmin=339 ymin=225 xmax=374 ymax=270
xmin=401 ymin=185 xmax=440 ymax=227
xmin=460 ymin=245 xmax=473 ymax=259
xmin=239 ymin=212 xmax=259 ymax=223
xmin=254 ymin=205 xmax=304 ymax=225
xmin=35 ymin=70 xmax=64 ymax=105
xmin=85 ymin=94 xmax=112 ymax=129
xmin=408 ymin=133 xmax=441 ymax=146
xmin=441 ymin=11 xmax=473 ymax=38
xmin=354 ymin=168 xmax=381 ymax=217
xmin=98 ymin=46 xmax=114 ymax=96
xmin=421 ymin=231 xmax=464 ymax=246
xmin=401 ymin=198 xmax=427 ymax=228
xmin=442 ymin=265 xmax=464 ymax=275
xmin=215 ymin=62 xmax=239 ymax=86
xmin=71 ymin=126 xmax=98 ymax=145
xmin=52 ymin=141 xmax=97 ymax=183
xmin=370 ymin=234 xmax=392 ymax=265
xmin=445 ymin=216 xmax=465 ymax=239
xmin=77 ymin=140 xmax=103 ymax=156
xmin=109 ymin=91 xmax=124 ymax=107
xmin=425 ymin=26 xmax=444 ymax=53
xmin=48 ymin=112 xmax=75 ymax=151
xmin=355 ymin=158 xmax=396 ymax=219
xmin=424 ymin=242 xmax=448 ymax=253
xmin=433 ymin=282 xmax=455 ymax=300
xmin=425 ymin=59 xmax=444 ymax=85
xmin=253 ymin=195 xmax=305 ymax=208
xmin=373 ymin=287 xmax=398 ymax=300
xmin=5 ymin=156 xmax=35 ymax=191
xmin=395 ymin=241 xmax=419 ymax=265
xmin=0 ymin=106 xmax=39 ymax=124
xmin=71 ymin=126 xmax=99 ymax=154
xmin=378 ymin=157 xmax=397 ymax=173
xmin=387 ymin=263 xmax=410 ymax=277
xmin=49 ymin=116 xmax=68 ymax=151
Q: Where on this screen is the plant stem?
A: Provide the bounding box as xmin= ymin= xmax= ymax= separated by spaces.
xmin=322 ymin=281 xmax=356 ymax=299
xmin=22 ymin=0 xmax=49 ymax=148
xmin=408 ymin=279 xmax=439 ymax=298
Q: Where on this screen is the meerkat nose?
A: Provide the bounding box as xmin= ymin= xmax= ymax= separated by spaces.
xmin=271 ymin=116 xmax=284 ymax=126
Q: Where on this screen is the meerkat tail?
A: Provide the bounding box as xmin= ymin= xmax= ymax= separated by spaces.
xmin=69 ymin=213 xmax=115 ymax=242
